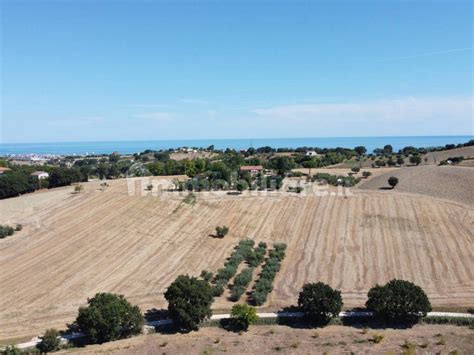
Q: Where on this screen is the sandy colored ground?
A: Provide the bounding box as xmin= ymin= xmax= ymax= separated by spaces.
xmin=61 ymin=324 xmax=474 ymax=354
xmin=358 ymin=165 xmax=474 ymax=205
xmin=0 ymin=177 xmax=472 ymax=341
xmin=423 ymin=145 xmax=474 ymax=164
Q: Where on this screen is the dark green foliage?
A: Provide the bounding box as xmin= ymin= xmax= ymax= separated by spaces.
xmin=200 ymin=270 xmax=213 ymax=283
xmin=0 ymin=171 xmax=38 ymax=199
xmin=1 ymin=345 xmax=24 ymax=355
xmin=165 ymin=275 xmax=213 ymax=331
xmin=354 ymin=146 xmax=367 ymax=156
xmin=409 ymin=155 xmax=422 ymax=165
xmin=251 ymin=243 xmax=287 ymax=306
xmin=230 ymin=267 xmax=254 ymax=301
xmin=362 ymin=171 xmax=372 ymax=178
xmin=37 ymin=328 xmax=60 ymax=353
xmin=298 ymin=282 xmax=343 ymax=322
xmin=396 ymin=156 xmax=404 ymax=165
xmin=246 ymin=242 xmax=267 ymax=267
xmin=230 ymin=304 xmax=258 ymax=331
xmin=366 ymin=279 xmax=432 ymax=323
xmin=215 ymin=225 xmax=229 ymax=238
xmin=211 ymin=282 xmax=225 ymax=297
xmin=388 ymin=176 xmax=399 ymax=188
xmin=0 ymin=225 xmax=15 ymax=239
xmin=76 ymin=293 xmax=143 ymax=344
xmin=311 ymin=173 xmax=360 ymax=187
xmin=49 ymin=167 xmax=87 ymax=188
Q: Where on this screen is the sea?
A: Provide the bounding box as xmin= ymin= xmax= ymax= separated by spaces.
xmin=0 ymin=136 xmax=472 ymax=156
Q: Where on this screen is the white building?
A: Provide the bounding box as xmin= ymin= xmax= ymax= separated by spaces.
xmin=30 ymin=171 xmax=49 ymax=179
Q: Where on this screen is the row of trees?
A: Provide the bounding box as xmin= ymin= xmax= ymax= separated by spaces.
xmin=0 ymin=166 xmax=87 ymax=199
xmin=33 ymin=277 xmax=432 ymax=352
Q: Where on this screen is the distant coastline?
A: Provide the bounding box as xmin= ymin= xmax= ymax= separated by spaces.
xmin=1 ymin=135 xmax=472 ymax=156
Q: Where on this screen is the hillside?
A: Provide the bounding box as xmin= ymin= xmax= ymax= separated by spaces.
xmin=358 ymin=165 xmax=474 ymax=205
xmin=422 ymin=145 xmax=474 ymax=164
xmin=0 ymin=179 xmax=473 ymax=341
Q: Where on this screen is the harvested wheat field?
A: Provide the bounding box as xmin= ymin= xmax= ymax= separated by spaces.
xmin=61 ymin=324 xmax=474 ymax=354
xmin=358 ymin=165 xmax=474 ymax=205
xmin=0 ymin=178 xmax=473 ymax=341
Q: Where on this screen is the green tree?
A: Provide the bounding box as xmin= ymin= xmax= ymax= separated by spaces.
xmin=37 ymin=328 xmax=61 ymax=353
xmin=383 ymin=144 xmax=393 ymax=155
xmin=409 ymin=155 xmax=422 ymax=166
xmin=164 ymin=275 xmax=213 ymax=331
xmin=215 ymin=225 xmax=229 ymax=238
xmin=76 ymin=293 xmax=143 ymax=344
xmin=354 ymin=146 xmax=367 ymax=156
xmin=388 ymin=176 xmax=399 ymax=189
xmin=366 ymin=279 xmax=432 ymax=323
xmin=396 ymin=156 xmax=404 ymax=166
xmin=230 ymin=304 xmax=258 ymax=331
xmin=298 ymin=282 xmax=343 ymax=323
xmin=362 ymin=171 xmax=372 ymax=179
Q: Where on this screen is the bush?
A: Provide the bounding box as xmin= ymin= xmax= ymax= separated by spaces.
xmin=351 ymin=167 xmax=360 ymax=173
xmin=230 ymin=267 xmax=254 ymax=301
xmin=0 ymin=225 xmax=15 ymax=239
xmin=76 ymin=293 xmax=143 ymax=343
xmin=200 ymin=270 xmax=213 ymax=283
xmin=37 ymin=328 xmax=61 ymax=353
xmin=15 ymin=224 xmax=22 ymax=231
xmin=215 ymin=225 xmax=229 ymax=238
xmin=366 ymin=279 xmax=432 ymax=323
xmin=362 ymin=171 xmax=372 ymax=178
xmin=230 ymin=304 xmax=258 ymax=331
xmin=165 ymin=275 xmax=213 ymax=331
xmin=388 ymin=176 xmax=398 ymax=189
xmin=251 ymin=243 xmax=287 ymax=306
xmin=298 ymin=282 xmax=343 ymax=323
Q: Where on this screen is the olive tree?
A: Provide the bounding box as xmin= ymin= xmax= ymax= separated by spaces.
xmin=388 ymin=176 xmax=399 ymax=189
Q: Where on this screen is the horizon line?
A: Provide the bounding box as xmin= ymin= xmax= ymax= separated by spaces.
xmin=1 ymin=134 xmax=473 ymax=146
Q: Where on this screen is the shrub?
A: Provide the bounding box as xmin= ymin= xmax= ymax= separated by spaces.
xmin=165 ymin=275 xmax=213 ymax=331
xmin=76 ymin=293 xmax=143 ymax=344
xmin=372 ymin=333 xmax=384 ymax=343
xmin=0 ymin=225 xmax=15 ymax=239
xmin=388 ymin=176 xmax=398 ymax=189
xmin=200 ymin=270 xmax=213 ymax=283
xmin=211 ymin=282 xmax=225 ymax=297
xmin=37 ymin=328 xmax=61 ymax=353
xmin=366 ymin=279 xmax=431 ymax=323
xmin=298 ymin=282 xmax=343 ymax=323
xmin=230 ymin=304 xmax=258 ymax=331
xmin=230 ymin=267 xmax=254 ymax=301
xmin=251 ymin=243 xmax=287 ymax=306
xmin=15 ymin=224 xmax=22 ymax=231
xmin=1 ymin=345 xmax=22 ymax=355
xmin=74 ymin=184 xmax=84 ymax=193
xmin=362 ymin=171 xmax=372 ymax=178
xmin=215 ymin=226 xmax=229 ymax=238
xmin=351 ymin=167 xmax=360 ymax=173
xmin=409 ymin=155 xmax=421 ymax=165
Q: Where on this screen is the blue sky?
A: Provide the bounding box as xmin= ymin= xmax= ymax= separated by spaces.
xmin=1 ymin=0 xmax=472 ymax=143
